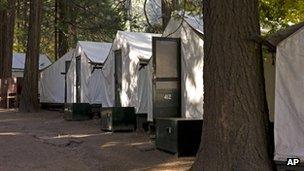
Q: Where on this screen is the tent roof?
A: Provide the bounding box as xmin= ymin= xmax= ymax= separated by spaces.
xmin=12 ymin=53 xmax=52 ymax=71
xmin=42 ymin=49 xmax=75 ymax=72
xmin=60 ymin=49 xmax=75 ymax=61
xmin=77 ymin=41 xmax=112 ymax=64
xmin=267 ymin=22 xmax=304 ymax=47
xmin=183 ymin=15 xmax=204 ymax=35
xmin=116 ymin=31 xmax=161 ymax=60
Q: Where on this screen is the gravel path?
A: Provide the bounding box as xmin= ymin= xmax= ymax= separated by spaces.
xmin=0 ymin=109 xmax=194 ymax=171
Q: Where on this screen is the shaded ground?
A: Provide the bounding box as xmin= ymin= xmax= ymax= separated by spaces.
xmin=0 ymin=109 xmax=194 ymax=171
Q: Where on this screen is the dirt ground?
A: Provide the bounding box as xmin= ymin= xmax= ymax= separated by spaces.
xmin=0 ymin=109 xmax=194 ymax=171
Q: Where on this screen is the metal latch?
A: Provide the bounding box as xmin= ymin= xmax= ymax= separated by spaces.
xmin=164 ymin=94 xmax=172 ymax=100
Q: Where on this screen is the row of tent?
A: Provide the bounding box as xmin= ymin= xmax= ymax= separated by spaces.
xmin=39 ymin=14 xmax=304 ymax=163
xmin=40 ymin=14 xmax=205 ymax=122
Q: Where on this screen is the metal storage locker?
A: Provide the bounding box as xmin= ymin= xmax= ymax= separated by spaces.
xmin=100 ymin=107 xmax=136 ymax=132
xmin=155 ymin=118 xmax=203 ymax=156
xmin=64 ymin=103 xmax=92 ymax=121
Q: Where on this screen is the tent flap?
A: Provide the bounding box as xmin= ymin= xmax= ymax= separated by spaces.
xmin=67 ymin=42 xmax=112 ymax=105
xmin=40 ymin=50 xmax=74 ymax=103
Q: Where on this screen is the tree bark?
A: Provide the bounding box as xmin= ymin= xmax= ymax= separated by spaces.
xmin=0 ymin=0 xmax=15 ymax=108
xmin=58 ymin=0 xmax=69 ymax=58
xmin=54 ymin=0 xmax=58 ymax=60
xmin=0 ymin=7 xmax=6 ymax=78
xmin=0 ymin=8 xmax=6 ymax=108
xmin=161 ymin=0 xmax=177 ymax=30
xmin=5 ymin=0 xmax=15 ymax=78
xmin=19 ymin=0 xmax=42 ymax=112
xmin=192 ymin=1 xmax=274 ymax=170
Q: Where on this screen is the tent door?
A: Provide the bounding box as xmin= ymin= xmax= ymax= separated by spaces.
xmin=64 ymin=61 xmax=71 ymax=103
xmin=152 ymin=37 xmax=181 ymax=119
xmin=76 ymin=56 xmax=81 ymax=103
xmin=114 ymin=50 xmax=122 ymax=107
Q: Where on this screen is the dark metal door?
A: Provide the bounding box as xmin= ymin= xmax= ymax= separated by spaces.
xmin=76 ymin=56 xmax=81 ymax=103
xmin=114 ymin=50 xmax=122 ymax=107
xmin=64 ymin=61 xmax=71 ymax=103
xmin=152 ymin=37 xmax=181 ymax=119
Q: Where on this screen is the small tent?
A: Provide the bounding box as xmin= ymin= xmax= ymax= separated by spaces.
xmin=66 ymin=41 xmax=112 ymax=105
xmin=40 ymin=50 xmax=75 ymax=105
xmin=12 ymin=53 xmax=52 ymax=77
xmin=266 ymin=22 xmax=304 ymax=162
xmin=147 ymin=14 xmax=204 ymax=121
xmin=101 ymin=31 xmax=161 ymax=115
xmin=0 ymin=53 xmax=52 ymax=107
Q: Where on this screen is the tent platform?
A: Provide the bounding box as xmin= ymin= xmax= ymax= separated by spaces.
xmin=155 ymin=117 xmax=203 ymax=157
xmin=64 ymin=103 xmax=92 ymax=121
xmin=90 ymin=104 xmax=102 ymax=117
xmin=100 ymin=107 xmax=136 ymax=132
xmin=40 ymin=103 xmax=65 ymax=110
xmin=136 ymin=113 xmax=149 ymax=132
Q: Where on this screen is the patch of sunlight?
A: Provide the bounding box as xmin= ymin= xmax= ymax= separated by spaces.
xmin=129 ymin=61 xmax=138 ymax=93
xmin=128 ymin=142 xmax=148 ymax=146
xmin=121 ymin=73 xmax=130 ymax=107
xmin=185 ymin=65 xmax=204 ymax=104
xmin=54 ymin=133 xmax=111 ymax=139
xmin=133 ymin=159 xmax=195 ymax=171
xmin=38 ymin=132 xmax=111 ymax=140
xmin=156 ymin=160 xmax=193 ymax=167
xmin=0 ymin=132 xmax=21 ymax=136
xmin=0 ymin=118 xmax=24 ymax=122
xmin=100 ymin=142 xmax=121 ymax=148
xmin=0 ymin=109 xmax=17 ymax=113
xmin=121 ymin=91 xmax=130 ymax=107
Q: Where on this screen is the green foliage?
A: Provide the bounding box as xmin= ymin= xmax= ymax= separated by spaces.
xmin=13 ymin=0 xmax=126 ymax=61
xmin=0 ymin=0 xmax=8 ymax=10
xmin=181 ymin=0 xmax=202 ymax=14
xmin=260 ymin=0 xmax=304 ymax=34
xmin=65 ymin=0 xmax=126 ymax=42
xmin=41 ymin=0 xmax=55 ymax=60
xmin=11 ymin=0 xmax=304 ymax=60
xmin=13 ymin=0 xmax=29 ymax=54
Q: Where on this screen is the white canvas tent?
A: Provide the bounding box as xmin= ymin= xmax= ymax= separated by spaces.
xmin=266 ymin=22 xmax=304 ymax=162
xmin=12 ymin=53 xmax=52 ymax=78
xmin=146 ymin=14 xmax=204 ymax=121
xmin=67 ymin=41 xmax=112 ymax=105
xmin=101 ymin=31 xmax=161 ymax=116
xmin=40 ymin=50 xmax=75 ymax=104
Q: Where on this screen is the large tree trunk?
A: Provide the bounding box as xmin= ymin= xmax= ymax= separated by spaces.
xmin=5 ymin=0 xmax=15 ymax=78
xmin=19 ymin=0 xmax=42 ymax=112
xmin=54 ymin=0 xmax=58 ymax=60
xmin=161 ymin=0 xmax=177 ymax=30
xmin=0 ymin=0 xmax=15 ymax=108
xmin=0 ymin=5 xmax=7 ymax=78
xmin=192 ymin=1 xmax=274 ymax=170
xmin=58 ymin=0 xmax=69 ymax=58
xmin=0 ymin=8 xmax=7 ymax=108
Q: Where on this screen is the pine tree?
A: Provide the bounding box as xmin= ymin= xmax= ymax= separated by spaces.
xmin=19 ymin=0 xmax=42 ymax=112
xmin=192 ymin=1 xmax=275 ymax=170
